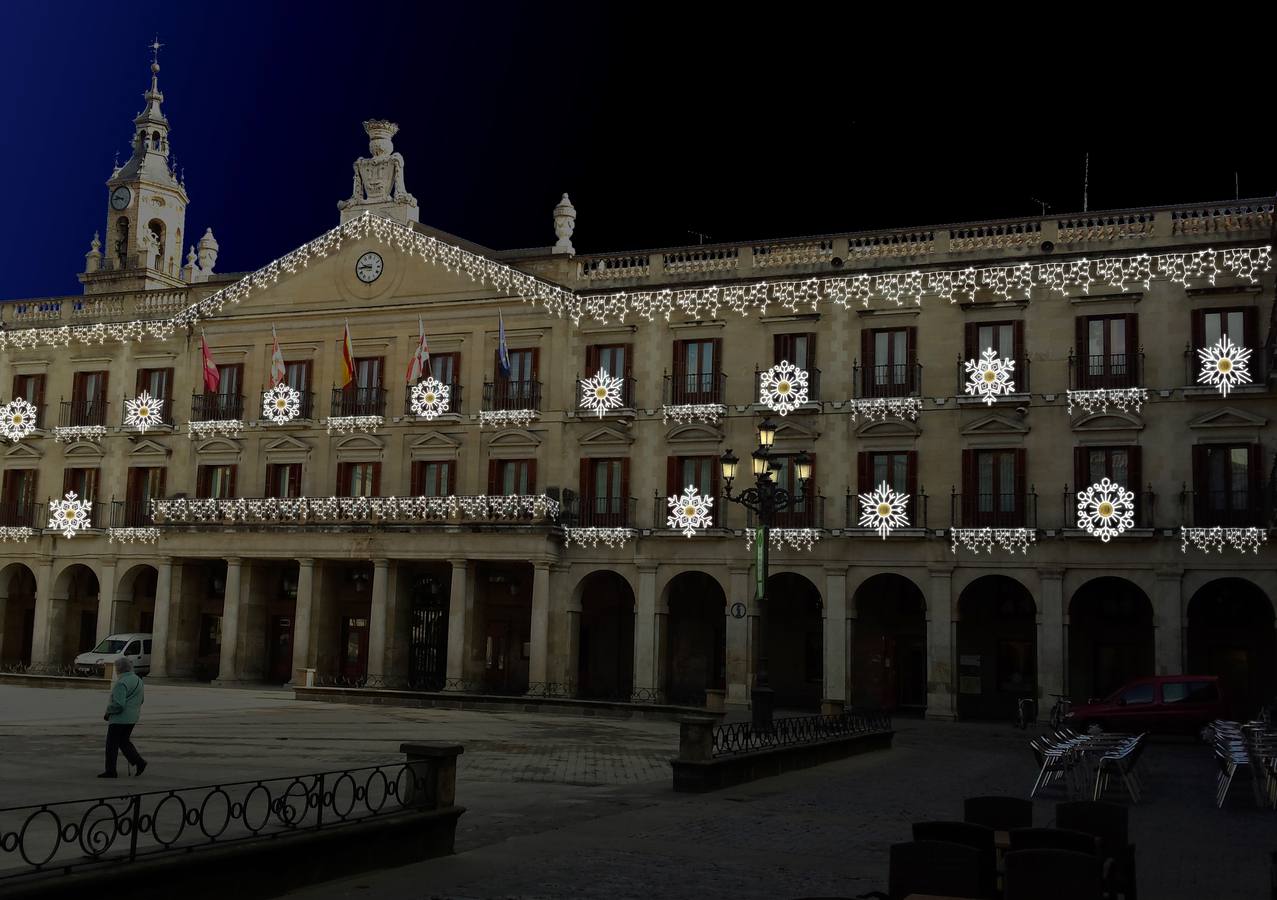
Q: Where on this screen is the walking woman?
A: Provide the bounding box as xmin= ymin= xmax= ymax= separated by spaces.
xmin=99 ymin=657 xmax=148 ymax=778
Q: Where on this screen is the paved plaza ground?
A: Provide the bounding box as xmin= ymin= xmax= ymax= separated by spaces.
xmin=0 ymin=682 xmax=1271 ymax=898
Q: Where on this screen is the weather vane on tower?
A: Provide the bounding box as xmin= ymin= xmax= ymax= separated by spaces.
xmin=149 ymin=36 xmax=164 ymax=65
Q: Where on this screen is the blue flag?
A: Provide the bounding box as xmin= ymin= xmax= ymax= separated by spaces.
xmin=498 ymin=310 xmax=511 ymax=378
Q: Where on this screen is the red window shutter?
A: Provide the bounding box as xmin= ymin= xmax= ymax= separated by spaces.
xmin=857 ymin=451 xmax=870 ymax=493
xmin=288 ymin=464 xmax=302 ymax=497
xmin=1013 ymin=320 xmax=1025 ymax=366
xmin=97 ymin=372 xmax=109 ymax=402
xmin=860 ymin=329 xmax=872 ymax=393
xmin=1247 ymin=444 xmax=1262 ymax=515
xmin=487 ymin=459 xmax=499 ymax=495
xmin=371 ymin=463 xmax=381 ymax=497
xmin=1123 ymin=314 xmax=1139 ymax=376
xmin=196 ymin=466 xmax=208 ymax=498
xmin=1190 ymin=309 xmax=1205 ymax=351
xmin=620 ymin=459 xmax=631 ymax=508
xmin=710 ymin=338 xmax=723 ymax=376
xmin=336 ymin=462 xmax=349 ymax=497
xmin=1013 ymin=448 xmax=1027 ymax=526
xmin=493 ymin=348 xmax=503 ymax=381
xmin=440 ymin=461 xmax=453 ymax=495
xmin=135 ymin=369 xmax=146 ymax=394
xmin=621 ymin=345 xmax=633 ymax=377
xmin=709 ymin=457 xmax=721 ymax=502
xmin=526 ymin=459 xmax=537 ymax=493
xmin=585 ymin=345 xmax=599 ymax=374
xmin=964 ymin=322 xmax=978 ymax=360
xmin=804 ymin=333 xmax=817 ymax=367
xmin=409 ymin=462 xmax=421 ymax=496
xmin=1242 ymin=307 xmax=1259 ymax=353
xmin=667 ymin=456 xmax=680 ymax=496
xmin=227 ymin=465 xmax=237 ymax=499
xmin=62 ymin=468 xmax=73 ymax=494
xmin=266 ymin=465 xmax=278 ymax=497
xmin=672 ymin=341 xmax=685 ymax=378
xmin=580 ymin=457 xmax=591 ymax=501
xmin=961 ymin=449 xmax=976 ymax=524
xmin=9 ymin=375 xmax=17 ymax=399
xmin=773 ymin=333 xmax=787 ymax=364
xmin=1127 ymin=446 xmax=1143 ymax=495
xmin=1073 ymin=446 xmax=1088 ymax=490
xmin=1191 ymin=446 xmax=1207 ymax=518
xmin=905 ymin=451 xmax=918 ymax=501
xmin=1075 ymin=317 xmax=1089 ymax=389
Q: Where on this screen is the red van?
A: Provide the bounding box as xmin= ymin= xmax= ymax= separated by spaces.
xmin=1064 ymin=675 xmax=1229 ymax=734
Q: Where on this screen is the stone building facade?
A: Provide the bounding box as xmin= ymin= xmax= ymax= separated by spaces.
xmin=1 ymin=58 xmax=1274 ymax=719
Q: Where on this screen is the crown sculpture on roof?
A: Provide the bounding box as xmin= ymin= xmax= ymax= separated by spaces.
xmin=338 ymin=119 xmax=419 ymax=224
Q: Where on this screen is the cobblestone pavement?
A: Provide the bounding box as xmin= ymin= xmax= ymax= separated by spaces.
xmin=0 ymin=684 xmax=1271 ymax=898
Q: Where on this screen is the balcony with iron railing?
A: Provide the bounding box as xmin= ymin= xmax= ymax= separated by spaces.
xmin=191 ymin=392 xmax=244 ymax=421
xmin=663 ymin=372 xmax=727 ymax=406
xmin=330 ymin=386 xmax=387 ymax=418
xmin=1184 ymin=344 xmax=1268 ymax=388
xmin=846 ymin=489 xmax=929 ymax=531
xmin=1181 ymin=487 xmax=1271 ymax=528
xmin=0 ymin=497 xmax=38 ymax=528
xmin=754 ymin=367 xmax=821 ymax=406
xmin=1064 ymin=484 xmax=1157 ymax=529
xmin=744 ymin=494 xmax=826 ymax=530
xmin=854 ymin=356 xmax=921 ymax=399
xmin=951 ymin=489 xmax=1038 ymax=529
xmin=265 ymin=389 xmax=315 ymax=421
xmin=58 ymin=399 xmax=109 ymax=428
xmin=404 ymin=382 xmax=462 ymax=417
xmin=570 ymin=495 xmax=637 ymax=528
xmin=1068 ymin=351 xmax=1144 ymax=391
xmin=121 ymin=394 xmax=175 ymax=428
xmin=483 ymin=380 xmax=542 ymax=411
xmin=956 ymin=357 xmax=1029 ymax=396
xmin=574 ymin=375 xmax=636 ymax=416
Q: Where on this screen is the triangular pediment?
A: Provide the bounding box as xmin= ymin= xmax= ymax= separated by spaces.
xmin=263 ymin=435 xmax=311 ymax=454
xmin=333 ymin=434 xmax=384 ymax=452
xmin=63 ymin=440 xmax=104 ymax=459
xmin=1072 ymin=411 xmax=1144 ymax=432
xmin=4 ymin=441 xmax=42 ymax=460
xmin=193 ymin=437 xmax=241 ymax=455
xmin=129 ymin=438 xmax=171 ymax=457
xmin=488 ymin=428 xmax=541 ymax=448
xmin=959 ymin=413 xmax=1030 ymax=437
xmin=773 ymin=418 xmax=819 ymax=442
xmin=1188 ymin=407 xmax=1268 ymax=429
xmin=856 ymin=418 xmax=921 ymax=439
xmin=666 ymin=423 xmax=723 ymax=443
xmin=410 ymin=432 xmax=461 ymax=451
xmin=578 ymin=425 xmax=634 ymax=447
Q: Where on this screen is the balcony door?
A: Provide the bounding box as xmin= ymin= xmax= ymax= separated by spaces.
xmin=580 ymin=458 xmax=629 ymax=526
xmin=862 ymin=328 xmax=915 ymax=397
xmin=0 ymin=469 xmax=37 ymax=526
xmin=672 ymin=338 xmax=721 ymax=404
xmin=125 ymin=467 xmax=165 ymax=527
xmin=1193 ymin=444 xmax=1261 ymax=527
xmin=495 ymin=348 xmax=537 ymax=406
xmin=72 ymin=371 xmax=109 ymax=426
xmin=962 ymin=448 xmax=1025 ymax=527
xmin=1077 ymin=314 xmax=1137 ymax=389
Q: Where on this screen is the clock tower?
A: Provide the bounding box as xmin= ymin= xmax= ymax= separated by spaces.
xmin=81 ymin=43 xmax=217 ymax=294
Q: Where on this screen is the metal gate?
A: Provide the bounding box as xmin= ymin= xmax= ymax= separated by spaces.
xmin=408 ymin=575 xmax=447 ymax=690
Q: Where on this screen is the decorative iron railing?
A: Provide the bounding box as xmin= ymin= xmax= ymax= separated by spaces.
xmin=58 ymin=398 xmax=109 ymax=428
xmin=0 ymin=761 xmax=432 ymax=882
xmin=711 ymin=710 xmax=892 ymax=757
xmin=330 ymin=386 xmax=387 ymax=418
xmin=190 ymin=392 xmax=244 ymax=421
xmin=1068 ymin=350 xmax=1144 ymax=391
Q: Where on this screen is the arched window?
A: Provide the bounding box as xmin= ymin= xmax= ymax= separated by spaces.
xmin=115 ymin=217 xmax=130 ymax=267
xmin=152 ymin=131 xmax=162 ymax=150
xmin=147 ymin=220 xmax=165 ymax=270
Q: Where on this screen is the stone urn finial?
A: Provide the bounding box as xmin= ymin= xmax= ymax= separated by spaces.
xmin=552 ymin=192 xmax=576 ymax=255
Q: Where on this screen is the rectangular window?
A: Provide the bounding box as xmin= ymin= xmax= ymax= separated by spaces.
xmin=774 ymin=333 xmax=815 ymax=369
xmin=0 ymin=469 xmax=38 ymax=526
xmin=353 ymin=357 xmax=382 ymax=390
xmin=580 ymin=458 xmax=629 ymax=525
xmin=671 ymin=338 xmax=723 ymax=404
xmin=62 ymin=467 xmax=99 ymax=502
xmin=1074 ymin=446 xmax=1141 ymax=496
xmin=493 ymin=348 xmax=539 ymax=408
xmin=11 ymin=374 xmax=45 ymax=410
xmin=488 ymin=459 xmax=535 ymax=495
xmin=770 ymin=453 xmax=815 ymax=527
xmin=1196 ymin=307 xmax=1254 ymax=348
xmin=429 ymin=352 xmax=460 ymax=386
xmin=962 ymin=448 xmax=1025 ymax=527
xmin=336 ymin=462 xmax=380 ymax=497
xmin=135 ymin=367 xmax=174 ymax=400
xmin=585 ymin=344 xmax=632 ymax=408
xmin=668 ymin=456 xmax=719 ymax=502
xmin=265 ymin=463 xmax=303 ymax=498
xmin=964 ymin=320 xmax=1023 ymax=372
xmin=859 ymin=451 xmax=917 ymax=498
xmin=285 ymin=360 xmax=311 ymax=393
xmin=1076 ymin=314 xmax=1137 ymax=389
xmin=1193 ymin=444 xmax=1260 ymax=526
xmin=197 ymin=465 xmax=237 ymax=499
xmin=410 ymin=460 xmax=454 ymax=497
xmin=862 ymin=327 xmax=915 ymax=397
xmin=71 ymin=370 xmax=109 ymax=426
xmin=338 ymin=357 xmax=384 ymax=416
xmin=500 ymin=349 xmax=535 ymax=384
xmin=125 ymin=467 xmax=165 ymax=526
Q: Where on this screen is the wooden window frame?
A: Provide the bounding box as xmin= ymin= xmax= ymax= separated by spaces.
xmin=486 ymin=458 xmax=536 ymax=495
xmin=1076 ymin=314 xmax=1138 ymax=389
xmin=961 ymin=448 xmax=1026 ymax=527
xmin=861 ymin=327 xmax=916 ymax=397
xmin=410 ymin=460 xmax=455 ymax=497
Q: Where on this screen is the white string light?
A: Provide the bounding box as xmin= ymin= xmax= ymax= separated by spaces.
xmin=107 ymin=528 xmax=160 ymax=544
xmin=1066 ymin=387 xmax=1148 ymax=416
xmin=661 ymin=404 xmax=726 ymax=426
xmin=1180 ymin=526 xmax=1267 ymax=554
xmin=325 ymin=415 xmax=383 ymax=435
xmin=187 ymin=419 xmax=243 ymax=440
xmin=950 ymin=527 xmax=1035 ymax=555
xmin=52 ymin=425 xmax=106 ymax=443
xmin=478 ymin=409 xmax=539 ymax=429
xmin=151 ymin=493 xmax=560 ymax=525
xmin=0 ymin=526 xmax=34 ymax=542
xmin=563 ymin=527 xmax=636 ymax=548
xmin=744 ymin=527 xmax=821 ymax=552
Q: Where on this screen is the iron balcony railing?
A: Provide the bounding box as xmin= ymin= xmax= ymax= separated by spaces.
xmin=263 ymin=388 xmax=315 ymax=421
xmin=483 ymin=380 xmax=542 ymax=411
xmin=574 ymin=375 xmax=636 ymax=414
xmin=1185 ymin=344 xmax=1267 ymax=386
xmin=570 ymin=495 xmax=637 ymax=528
xmin=1064 ymin=485 xmax=1157 ymax=529
xmin=754 ymin=366 xmax=821 ymax=404
xmin=1181 ymin=487 xmax=1270 ymax=528
xmin=663 ymin=371 xmax=727 ymax=406
xmin=955 ymin=356 xmax=1029 ymax=395
xmin=58 ymin=398 xmax=109 ymax=428
xmin=853 ymin=355 xmax=921 ymax=398
xmin=0 ymin=497 xmax=37 ymax=527
xmin=846 ymin=488 xmax=929 ymax=530
xmin=1068 ymin=350 xmax=1144 ymax=390
xmin=744 ymin=494 xmax=826 ymax=529
xmin=191 ymin=392 xmax=244 ymax=421
xmin=950 ymin=489 xmax=1038 ymax=529
xmin=330 ymin=386 xmax=387 ymax=418
xmin=121 ymin=394 xmax=175 ymax=427
xmin=403 ymin=382 xmax=462 ymax=416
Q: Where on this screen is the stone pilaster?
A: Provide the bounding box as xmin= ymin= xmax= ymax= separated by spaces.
xmin=1037 ymin=568 xmax=1065 ymax=704
xmin=823 ymin=566 xmax=849 ymax=706
xmin=289 ymin=559 xmax=316 ymax=680
xmin=216 ymin=558 xmax=243 ymax=682
xmin=1154 ymin=567 xmax=1184 ymax=675
xmin=149 ymin=561 xmax=173 ymax=677
xmin=925 ymin=566 xmax=956 ymax=720
xmin=367 ymin=559 xmax=391 ymax=679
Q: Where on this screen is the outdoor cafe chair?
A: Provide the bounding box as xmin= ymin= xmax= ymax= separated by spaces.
xmin=1056 ymin=800 xmax=1137 ymax=900
xmin=1008 ymin=826 xmax=1101 ymax=856
xmin=910 ymin=822 xmax=997 ymax=899
xmin=963 ymin=795 xmax=1032 ymax=831
xmin=853 ymin=840 xmax=983 ymax=900
xmin=1004 ymin=848 xmax=1103 ymax=900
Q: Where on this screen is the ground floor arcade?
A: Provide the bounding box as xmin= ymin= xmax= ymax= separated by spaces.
xmin=2 ymin=534 xmax=1275 ymax=719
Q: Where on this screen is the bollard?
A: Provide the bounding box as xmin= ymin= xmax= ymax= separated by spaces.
xmin=820 ymin=698 xmax=845 ymax=716
xmin=704 ymin=688 xmax=726 ymax=714
xmin=677 ymin=715 xmax=718 ymax=762
xmin=293 ymin=667 xmax=316 ymax=687
xmin=399 ymin=742 xmax=464 ymax=810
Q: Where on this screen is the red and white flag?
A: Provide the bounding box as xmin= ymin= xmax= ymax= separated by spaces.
xmin=200 ymin=329 xmax=220 ymax=393
xmin=269 ymin=324 xmax=287 ymax=386
xmin=405 ymin=317 xmax=431 ymax=384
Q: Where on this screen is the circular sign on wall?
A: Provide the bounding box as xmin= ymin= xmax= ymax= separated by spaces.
xmin=730 ymin=602 xmax=747 ymax=620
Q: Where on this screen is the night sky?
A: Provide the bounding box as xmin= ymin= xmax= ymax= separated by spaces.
xmin=3 ymin=3 xmax=1274 ymax=300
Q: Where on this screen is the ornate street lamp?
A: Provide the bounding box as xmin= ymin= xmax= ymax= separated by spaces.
xmin=720 ymin=425 xmax=811 ymax=730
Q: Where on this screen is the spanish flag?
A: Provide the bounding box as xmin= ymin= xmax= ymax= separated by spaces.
xmin=340 ymin=321 xmax=356 ymax=387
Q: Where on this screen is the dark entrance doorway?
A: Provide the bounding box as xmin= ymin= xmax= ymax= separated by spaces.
xmin=957 ymin=575 xmax=1037 ymax=720
xmin=763 ymin=572 xmax=823 ymax=710
xmin=340 ymin=616 xmax=369 ymax=681
xmin=1068 ymin=578 xmax=1153 ymax=702
xmin=852 ymin=573 xmax=928 ymax=712
xmin=269 ymin=616 xmax=293 ymax=683
xmin=408 ymin=572 xmax=448 ymax=690
xmin=664 ymin=571 xmax=726 ymax=706
xmin=576 ymin=571 xmax=635 ymax=700
xmin=479 ymin=566 xmax=532 ymax=695
xmin=1187 ymin=578 xmax=1275 ymax=719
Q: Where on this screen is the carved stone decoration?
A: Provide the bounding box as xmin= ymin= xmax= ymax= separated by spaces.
xmin=337 ymin=120 xmax=419 ymax=224
xmin=553 ymin=193 xmax=576 ymax=255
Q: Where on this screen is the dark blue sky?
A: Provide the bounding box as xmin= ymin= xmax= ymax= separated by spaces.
xmin=3 ymin=3 xmax=1274 ymax=299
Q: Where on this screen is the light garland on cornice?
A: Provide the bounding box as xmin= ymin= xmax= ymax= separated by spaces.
xmin=0 ymin=526 xmax=34 ymax=542
xmin=53 ymin=425 xmax=106 ymax=443
xmin=326 ymin=415 xmax=383 ymax=435
xmin=950 ymin=527 xmax=1036 ymax=555
xmin=150 ymin=493 xmax=560 ymax=525
xmin=187 ymin=419 xmax=243 ymax=440
xmin=563 ymin=527 xmax=636 ymax=548
xmin=478 ymin=409 xmax=539 ymax=429
xmin=1066 ymin=388 xmax=1148 ymax=416
xmin=107 ymin=527 xmax=160 ymax=544
xmin=844 ymin=397 xmax=922 ymax=422
xmin=1180 ymin=526 xmax=1268 ymax=554
xmin=661 ymin=404 xmax=726 ymax=426
xmin=744 ymin=527 xmax=822 ymax=552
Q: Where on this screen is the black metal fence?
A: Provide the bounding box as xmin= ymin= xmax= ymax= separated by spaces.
xmin=58 ymin=398 xmax=109 ymax=428
xmin=0 ymin=762 xmax=428 ymax=882
xmin=663 ymin=372 xmax=727 ymax=406
xmin=190 ymin=392 xmax=244 ymax=421
xmin=483 ymin=380 xmax=542 ymax=411
xmin=1068 ymin=350 xmax=1144 ymax=390
xmin=330 ymin=386 xmax=387 ymax=418
xmin=711 ymin=710 xmax=893 ymax=757
xmin=853 ymin=357 xmax=921 ymax=398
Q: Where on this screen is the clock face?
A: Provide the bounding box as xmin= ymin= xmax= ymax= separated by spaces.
xmin=355 ymin=251 xmax=384 ymax=283
xmin=110 ymin=186 xmax=132 ymax=210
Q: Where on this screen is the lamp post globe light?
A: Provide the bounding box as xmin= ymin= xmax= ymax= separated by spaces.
xmin=719 ymin=417 xmax=812 ymax=730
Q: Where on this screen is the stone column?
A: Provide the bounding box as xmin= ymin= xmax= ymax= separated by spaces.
xmin=216 ymin=558 xmax=243 ymax=683
xmin=925 ymin=566 xmax=957 ymax=720
xmin=289 ymin=559 xmax=316 ymax=680
xmin=527 ymin=561 xmax=551 ymax=689
xmin=31 ymin=560 xmax=57 ymax=666
xmin=632 ymin=564 xmax=660 ymax=701
xmin=95 ymin=563 xmax=117 ymax=643
xmin=149 ymin=561 xmax=173 ymax=677
xmin=823 ymin=566 xmax=849 ymax=708
xmin=725 ymin=565 xmax=752 ymax=706
xmin=367 ymin=559 xmax=391 ymax=680
xmin=560 ymin=569 xmax=582 ymax=696
xmin=1153 ymin=567 xmax=1184 ymax=675
xmin=1037 ymin=568 xmax=1065 ymax=706
xmin=444 ymin=559 xmax=473 ymax=689
xmin=0 ymin=587 xmax=7 ymax=663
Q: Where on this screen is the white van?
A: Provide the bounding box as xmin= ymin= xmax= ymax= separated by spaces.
xmin=74 ymin=633 xmax=152 ymax=677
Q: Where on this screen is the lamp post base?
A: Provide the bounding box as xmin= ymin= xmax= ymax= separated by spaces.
xmin=751 ymin=685 xmax=775 ymax=731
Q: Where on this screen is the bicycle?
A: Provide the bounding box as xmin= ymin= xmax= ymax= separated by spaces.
xmin=1047 ymin=693 xmax=1072 ymax=728
xmin=1015 ymin=696 xmax=1037 ymax=730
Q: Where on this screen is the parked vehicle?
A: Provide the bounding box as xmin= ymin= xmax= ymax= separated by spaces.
xmin=1065 ymin=675 xmax=1227 ymax=734
xmin=74 ymin=633 xmax=152 ymax=676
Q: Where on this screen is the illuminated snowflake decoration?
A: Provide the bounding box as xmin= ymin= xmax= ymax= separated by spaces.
xmin=124 ymin=391 xmax=164 ymax=433
xmin=48 ymin=491 xmax=92 ymax=539
xmin=1076 ymin=478 xmax=1135 ymax=542
xmin=579 ymin=369 xmax=625 ymax=417
xmin=667 ymin=484 xmax=714 ymax=538
xmin=410 ymin=377 xmax=451 ymax=420
xmin=1196 ymin=336 xmax=1252 ymax=398
xmin=758 ymin=360 xmax=810 ymax=415
xmin=858 ymin=481 xmax=910 ymax=539
xmin=0 ymin=398 xmax=38 ymax=441
xmin=261 ymin=383 xmax=302 ymax=424
xmin=963 ymin=348 xmax=1016 ymax=405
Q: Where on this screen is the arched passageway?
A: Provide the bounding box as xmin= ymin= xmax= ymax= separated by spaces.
xmin=957 ymin=575 xmax=1036 ymax=720
xmin=1187 ymin=578 xmax=1275 ymax=718
xmin=664 ymin=571 xmax=726 ymax=706
xmin=0 ymin=563 xmax=37 ymax=665
xmin=763 ymin=572 xmax=823 ymax=710
xmin=575 ymin=570 xmax=635 ymax=700
xmin=852 ymin=573 xmax=927 ymax=712
xmin=1068 ymin=577 xmax=1154 ymax=702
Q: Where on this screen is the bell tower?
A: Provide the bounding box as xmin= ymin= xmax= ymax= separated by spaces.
xmin=81 ymin=40 xmax=206 ymax=294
